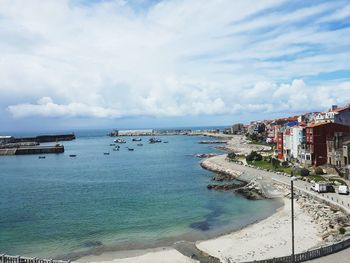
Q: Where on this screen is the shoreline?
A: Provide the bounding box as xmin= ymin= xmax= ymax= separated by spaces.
xmin=76 ymin=148 xmax=285 ymax=262
xmin=75 ymin=135 xmax=288 ymax=263
xmin=73 ymin=135 xmax=344 ymax=262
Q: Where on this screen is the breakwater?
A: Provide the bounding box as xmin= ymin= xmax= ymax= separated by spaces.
xmin=0 ymin=145 xmax=64 ymax=156
xmin=13 ymin=134 xmax=75 ymax=143
xmin=108 ymin=129 xmax=220 ymax=136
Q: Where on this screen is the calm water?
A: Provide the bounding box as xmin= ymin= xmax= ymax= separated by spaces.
xmin=0 ymin=133 xmax=281 ymax=258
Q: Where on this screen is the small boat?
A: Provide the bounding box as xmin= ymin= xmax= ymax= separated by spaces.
xmin=114 ymin=138 xmax=126 ymax=143
xmin=149 ymin=137 xmax=162 ymax=143
xmin=38 ymin=156 xmax=46 ymax=159
xmin=113 ymin=148 xmax=119 ymax=151
xmin=110 ymin=143 xmax=116 ymax=146
xmin=132 ymin=138 xmax=142 ymax=141
xmin=127 ymin=148 xmax=134 ymax=151
xmin=137 ymin=143 xmax=143 ymax=146
xmin=69 ymin=154 xmax=77 ymax=157
xmin=163 ymin=141 xmax=169 ymax=143
xmin=104 ymin=152 xmax=110 ymax=155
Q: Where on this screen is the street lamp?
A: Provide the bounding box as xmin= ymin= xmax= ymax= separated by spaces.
xmin=291 ymin=173 xmax=297 ymax=263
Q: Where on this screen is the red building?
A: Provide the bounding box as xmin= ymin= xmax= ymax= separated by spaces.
xmin=305 ymin=122 xmax=350 ymax=166
xmin=277 ymin=132 xmax=284 ymax=160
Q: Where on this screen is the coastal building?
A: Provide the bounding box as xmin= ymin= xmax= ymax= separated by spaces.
xmin=247 ymin=121 xmax=266 ymax=135
xmin=277 ymin=132 xmax=284 ymax=160
xmin=232 ymin=123 xmax=245 ymax=134
xmin=282 ymin=129 xmax=292 ymax=161
xmin=314 ymin=112 xmax=336 ymax=123
xmin=326 ymin=132 xmax=350 ymax=167
xmin=291 ymin=126 xmax=305 ymax=159
xmin=223 ymin=124 xmax=245 ymax=135
xmin=299 ymin=122 xmax=350 ymax=166
xmin=313 ymin=104 xmax=350 ymax=126
xmin=333 ymin=104 xmax=350 ymax=126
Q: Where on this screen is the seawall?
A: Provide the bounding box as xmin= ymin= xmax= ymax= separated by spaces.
xmin=0 ymin=145 xmax=64 ymax=156
xmin=13 ymin=134 xmax=75 ymax=143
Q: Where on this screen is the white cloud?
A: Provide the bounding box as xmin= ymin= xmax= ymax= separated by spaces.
xmin=7 ymin=97 xmax=121 ymax=118
xmin=0 ymin=0 xmax=350 ymax=122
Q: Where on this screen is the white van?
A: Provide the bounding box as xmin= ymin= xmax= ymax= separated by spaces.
xmin=338 ymin=185 xmax=349 ymax=195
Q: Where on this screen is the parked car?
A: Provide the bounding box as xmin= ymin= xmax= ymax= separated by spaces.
xmin=311 ymin=182 xmax=328 ymax=193
xmin=338 ymin=185 xmax=349 ymax=195
xmin=326 ymin=185 xmax=335 ymax=193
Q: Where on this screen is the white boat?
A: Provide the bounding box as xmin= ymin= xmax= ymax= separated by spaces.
xmin=114 ymin=138 xmax=126 ymax=143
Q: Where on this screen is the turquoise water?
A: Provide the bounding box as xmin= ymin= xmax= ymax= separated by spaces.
xmin=0 ymin=133 xmax=281 ymax=259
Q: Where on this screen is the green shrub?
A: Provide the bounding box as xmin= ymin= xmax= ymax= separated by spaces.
xmin=315 ymin=167 xmax=324 ymax=175
xmin=339 ymin=227 xmax=346 ymax=235
xmin=300 ymin=168 xmax=310 ymax=177
xmin=246 ymin=151 xmax=262 ymax=162
xmin=281 ymin=161 xmax=289 ymax=168
xmin=271 ymin=158 xmax=280 ymax=169
xmin=227 ymin=152 xmax=236 ymax=160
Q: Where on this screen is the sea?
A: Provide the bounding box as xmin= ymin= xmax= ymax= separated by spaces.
xmin=0 ymin=130 xmax=282 ymax=259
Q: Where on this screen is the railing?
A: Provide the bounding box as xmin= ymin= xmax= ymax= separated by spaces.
xmin=240 ymin=238 xmax=350 ymax=263
xmin=0 ymin=255 xmax=70 ymax=263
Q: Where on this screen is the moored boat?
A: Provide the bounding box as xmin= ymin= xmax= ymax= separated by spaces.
xmin=114 ymin=138 xmax=126 ymax=143
xmin=149 ymin=137 xmax=162 ymax=143
xmin=132 ymin=138 xmax=142 ymax=141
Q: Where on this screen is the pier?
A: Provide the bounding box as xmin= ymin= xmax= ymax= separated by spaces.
xmin=13 ymin=134 xmax=75 ymax=143
xmin=108 ymin=129 xmax=219 ymax=136
xmin=0 ymin=145 xmax=64 ymax=156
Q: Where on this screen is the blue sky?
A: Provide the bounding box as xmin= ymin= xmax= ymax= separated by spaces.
xmin=0 ymin=0 xmax=350 ymax=132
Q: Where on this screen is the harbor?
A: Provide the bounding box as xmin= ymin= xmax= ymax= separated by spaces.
xmin=0 ymin=134 xmax=74 ymax=156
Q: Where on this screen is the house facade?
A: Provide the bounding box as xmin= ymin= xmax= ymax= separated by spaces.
xmin=277 ymin=132 xmax=284 ymax=160
xmin=334 ymin=104 xmax=350 ymax=126
xmin=326 ymin=132 xmax=350 ymax=167
xmin=300 ymin=122 xmax=350 ymax=166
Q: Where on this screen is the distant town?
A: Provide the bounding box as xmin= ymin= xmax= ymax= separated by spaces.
xmin=219 ymin=103 xmax=350 ymax=179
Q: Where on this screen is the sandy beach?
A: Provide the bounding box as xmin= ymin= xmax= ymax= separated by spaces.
xmin=78 ymin=247 xmax=199 ymax=263
xmin=197 ymin=198 xmax=322 ymax=262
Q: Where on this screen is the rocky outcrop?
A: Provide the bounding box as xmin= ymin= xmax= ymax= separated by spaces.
xmin=201 ymin=159 xmax=243 ymax=179
xmin=198 ymin=140 xmax=228 ymax=144
xmin=195 ymin=153 xmax=219 ymax=158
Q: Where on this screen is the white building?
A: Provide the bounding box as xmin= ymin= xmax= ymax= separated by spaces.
xmin=283 ymin=130 xmax=292 ymax=161
xmin=314 ymin=111 xmax=336 ymax=123
xmin=291 ymin=126 xmax=304 ymax=159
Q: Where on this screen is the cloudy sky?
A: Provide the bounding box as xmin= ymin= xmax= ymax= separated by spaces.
xmin=1 ymin=0 xmax=350 ymax=132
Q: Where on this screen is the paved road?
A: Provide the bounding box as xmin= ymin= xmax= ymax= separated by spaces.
xmin=209 ymin=155 xmax=350 ymax=213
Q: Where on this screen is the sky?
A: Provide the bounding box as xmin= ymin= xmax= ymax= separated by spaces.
xmin=0 ymin=0 xmax=350 ymax=132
